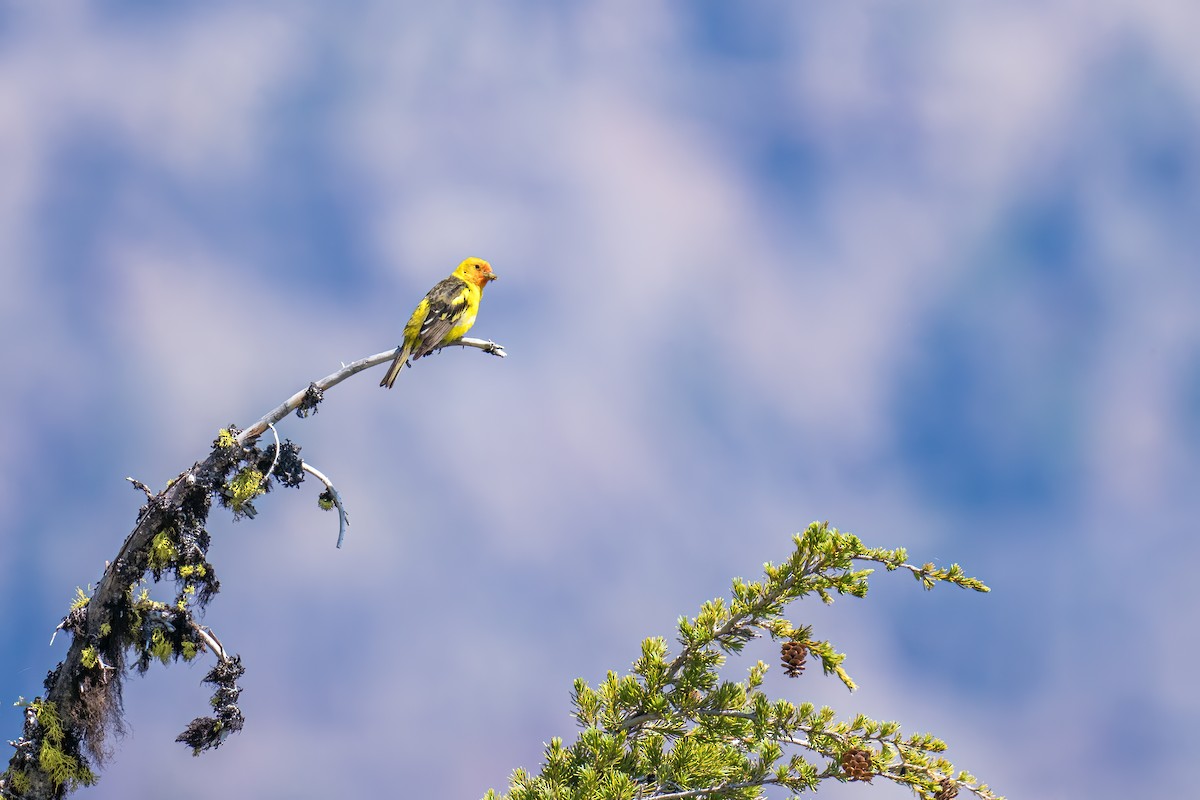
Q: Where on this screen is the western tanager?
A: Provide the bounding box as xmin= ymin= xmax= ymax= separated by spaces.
xmin=379 ymin=257 xmax=498 ymax=388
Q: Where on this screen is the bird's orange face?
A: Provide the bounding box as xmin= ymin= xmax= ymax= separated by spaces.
xmin=458 ymin=257 xmax=498 ymax=288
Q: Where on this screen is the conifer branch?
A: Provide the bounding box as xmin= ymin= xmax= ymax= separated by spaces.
xmin=647 ymin=779 xmax=794 ymax=799
xmin=488 ymin=522 xmax=1000 ymax=800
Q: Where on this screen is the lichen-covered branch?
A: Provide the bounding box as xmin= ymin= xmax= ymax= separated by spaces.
xmin=301 ymin=462 xmax=350 ymax=549
xmin=2 ymin=340 xmax=505 ymax=800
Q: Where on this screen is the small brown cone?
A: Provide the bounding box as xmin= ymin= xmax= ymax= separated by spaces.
xmin=780 ymin=641 xmax=808 ymax=677
xmin=934 ymin=778 xmax=959 ymax=799
xmin=839 ymin=748 xmax=873 ymax=782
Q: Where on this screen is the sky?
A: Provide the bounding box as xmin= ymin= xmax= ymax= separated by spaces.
xmin=2 ymin=2 xmax=1198 ymax=798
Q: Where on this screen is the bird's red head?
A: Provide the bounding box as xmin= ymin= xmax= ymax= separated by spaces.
xmin=457 ymin=257 xmax=498 ymax=288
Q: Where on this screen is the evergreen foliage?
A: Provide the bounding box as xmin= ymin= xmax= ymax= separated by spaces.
xmin=486 ymin=522 xmax=999 ymax=800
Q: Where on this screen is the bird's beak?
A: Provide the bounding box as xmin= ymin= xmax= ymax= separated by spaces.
xmin=486 ymin=272 xmax=498 ymax=281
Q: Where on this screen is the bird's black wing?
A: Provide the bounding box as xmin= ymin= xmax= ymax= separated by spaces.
xmin=412 ymin=276 xmax=471 ymax=359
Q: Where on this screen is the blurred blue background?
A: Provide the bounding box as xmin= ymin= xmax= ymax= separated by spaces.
xmin=2 ymin=2 xmax=1198 ymax=798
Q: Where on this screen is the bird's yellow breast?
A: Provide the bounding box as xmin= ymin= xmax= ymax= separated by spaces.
xmin=447 ymin=304 xmax=478 ymax=341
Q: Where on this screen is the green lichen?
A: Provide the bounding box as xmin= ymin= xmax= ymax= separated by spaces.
xmin=226 ymin=467 xmax=265 ymax=513
xmin=181 ymin=641 xmax=198 ymax=661
xmin=174 ymin=583 xmax=198 ymax=612
xmin=80 ymin=646 xmax=99 ymax=670
xmin=215 ymin=428 xmax=238 ymax=449
xmin=149 ymin=629 xmax=174 ymax=665
xmin=178 ymin=564 xmax=207 ymax=579
xmin=4 ymin=766 xmax=32 ymax=794
xmin=70 ymin=586 xmax=91 ymax=611
xmin=32 ymin=701 xmax=97 ymax=791
xmin=147 ymin=529 xmax=178 ymax=573
xmin=127 ymin=591 xmax=147 ymax=634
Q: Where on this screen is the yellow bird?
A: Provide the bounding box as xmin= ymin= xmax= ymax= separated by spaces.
xmin=379 ymin=257 xmax=498 ymax=388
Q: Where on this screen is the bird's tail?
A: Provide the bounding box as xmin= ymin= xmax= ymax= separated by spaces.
xmin=379 ymin=346 xmax=411 ymax=389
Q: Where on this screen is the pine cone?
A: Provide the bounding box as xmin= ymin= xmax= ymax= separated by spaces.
xmin=934 ymin=778 xmax=959 ymax=799
xmin=839 ymin=748 xmax=873 ymax=782
xmin=780 ymin=641 xmax=808 ymax=677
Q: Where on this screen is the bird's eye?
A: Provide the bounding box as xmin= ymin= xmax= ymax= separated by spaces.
xmin=474 ymin=264 xmax=481 ymax=270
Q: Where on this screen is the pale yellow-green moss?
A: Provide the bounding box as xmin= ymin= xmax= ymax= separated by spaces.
xmin=227 ymin=467 xmax=265 ymax=513
xmin=178 ymin=563 xmax=207 ymax=579
xmin=32 ymin=701 xmax=97 ymax=791
xmin=70 ymin=586 xmax=90 ymax=611
xmin=4 ymin=766 xmax=32 ymax=794
xmin=80 ymin=646 xmax=99 ymax=670
xmin=148 ymin=628 xmax=174 ymax=664
xmin=176 ymin=583 xmax=197 ymax=611
xmin=147 ymin=529 xmax=178 ymax=572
